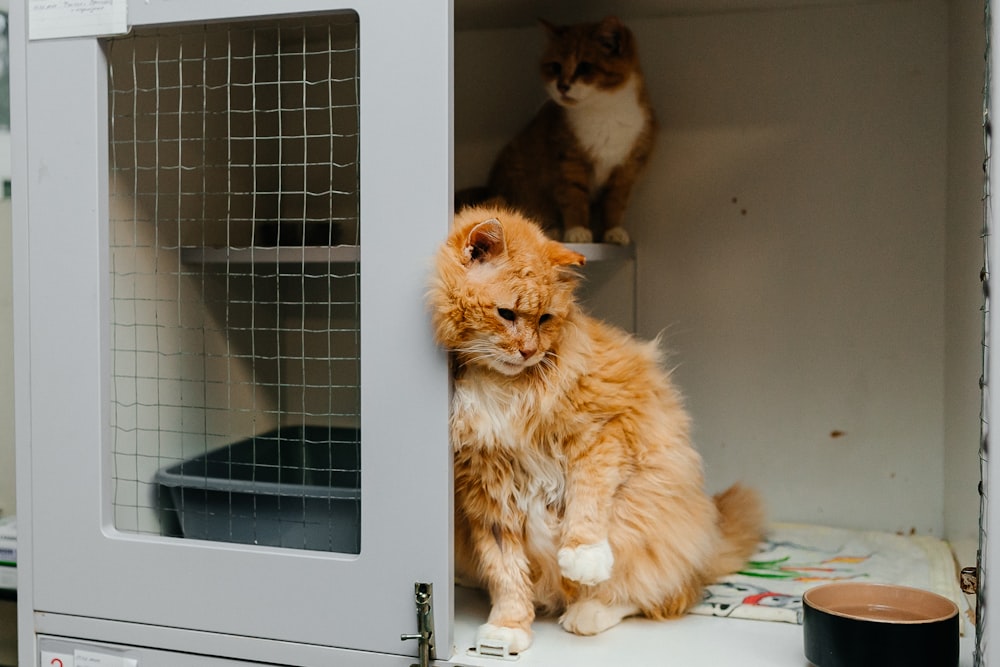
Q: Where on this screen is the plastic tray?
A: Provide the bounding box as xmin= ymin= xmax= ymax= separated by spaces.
xmin=155 ymin=425 xmax=360 ymax=553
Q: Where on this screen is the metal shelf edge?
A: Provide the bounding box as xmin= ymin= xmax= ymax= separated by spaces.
xmin=181 ymin=243 xmax=632 ymax=264
xmin=563 ymin=243 xmax=635 ymax=262
xmin=180 ymin=246 xmax=361 ymax=265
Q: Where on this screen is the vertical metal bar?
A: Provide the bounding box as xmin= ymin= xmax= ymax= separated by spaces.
xmin=400 ymin=582 xmax=435 ymax=667
xmin=982 ymin=3 xmax=995 ymax=663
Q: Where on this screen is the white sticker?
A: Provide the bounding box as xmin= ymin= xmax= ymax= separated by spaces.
xmin=73 ymin=650 xmax=136 ymax=667
xmin=28 ymin=0 xmax=127 ymax=41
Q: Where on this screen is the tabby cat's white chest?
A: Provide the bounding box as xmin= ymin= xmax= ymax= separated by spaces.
xmin=565 ymin=78 xmax=647 ymax=190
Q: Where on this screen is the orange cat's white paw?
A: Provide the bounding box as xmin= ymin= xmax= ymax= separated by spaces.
xmin=476 ymin=623 xmax=532 ymax=655
xmin=558 ymin=539 xmax=613 ymax=585
xmin=563 ymin=226 xmax=594 ymax=243
xmin=560 ymin=600 xmax=638 ymax=636
xmin=602 ymin=227 xmax=631 ymax=245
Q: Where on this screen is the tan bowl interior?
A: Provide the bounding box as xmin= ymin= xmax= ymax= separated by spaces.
xmin=803 ymin=583 xmax=958 ymax=624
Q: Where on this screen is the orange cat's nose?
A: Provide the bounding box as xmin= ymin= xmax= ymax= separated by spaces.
xmin=520 ymin=347 xmax=537 ymax=359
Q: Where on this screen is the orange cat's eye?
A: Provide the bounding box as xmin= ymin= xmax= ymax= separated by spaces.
xmin=497 ymin=308 xmax=517 ymax=322
xmin=574 ymin=62 xmax=593 ymax=77
xmin=539 ymin=314 xmax=554 ymax=324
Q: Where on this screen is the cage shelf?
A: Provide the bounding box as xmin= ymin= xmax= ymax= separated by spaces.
xmin=564 ymin=242 xmax=635 ymax=262
xmin=180 ymin=243 xmax=632 ymax=265
xmin=181 ymin=243 xmax=635 ymax=264
xmin=180 ymin=245 xmax=361 ymax=265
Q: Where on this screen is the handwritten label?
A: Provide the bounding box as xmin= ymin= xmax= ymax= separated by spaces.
xmin=29 ymin=0 xmax=127 ymax=40
xmin=73 ymin=650 xmax=137 ymax=667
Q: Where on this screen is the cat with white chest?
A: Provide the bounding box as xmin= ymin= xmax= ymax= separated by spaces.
xmin=466 ymin=16 xmax=657 ymax=245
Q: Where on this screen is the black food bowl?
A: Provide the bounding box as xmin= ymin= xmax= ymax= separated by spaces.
xmin=802 ymin=582 xmax=959 ymax=667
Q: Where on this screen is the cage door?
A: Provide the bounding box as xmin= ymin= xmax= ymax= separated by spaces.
xmin=15 ymin=1 xmax=452 ymax=660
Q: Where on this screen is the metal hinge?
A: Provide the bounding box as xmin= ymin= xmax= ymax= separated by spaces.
xmin=400 ymin=582 xmax=436 ymax=667
xmin=960 ymin=566 xmax=979 ymax=595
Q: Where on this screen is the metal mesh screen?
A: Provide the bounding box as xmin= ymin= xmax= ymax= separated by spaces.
xmin=106 ymin=13 xmax=362 ymax=553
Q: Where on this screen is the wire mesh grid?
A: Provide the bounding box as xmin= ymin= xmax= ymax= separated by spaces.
xmin=106 ymin=13 xmax=362 ymax=553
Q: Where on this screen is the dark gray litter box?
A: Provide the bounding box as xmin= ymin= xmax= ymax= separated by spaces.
xmin=155 ymin=425 xmax=360 ymax=553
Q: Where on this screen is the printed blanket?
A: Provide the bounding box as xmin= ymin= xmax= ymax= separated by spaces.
xmin=691 ymin=522 xmax=964 ymax=627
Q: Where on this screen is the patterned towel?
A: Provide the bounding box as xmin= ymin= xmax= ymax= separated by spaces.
xmin=691 ymin=522 xmax=965 ymax=628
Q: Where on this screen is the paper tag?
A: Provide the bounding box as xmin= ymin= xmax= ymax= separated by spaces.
xmin=73 ymin=650 xmax=137 ymax=667
xmin=29 ymin=0 xmax=128 ymax=41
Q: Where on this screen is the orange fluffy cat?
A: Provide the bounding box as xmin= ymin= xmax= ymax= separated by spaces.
xmin=429 ymin=205 xmax=764 ymax=654
xmin=468 ymin=16 xmax=656 ymax=245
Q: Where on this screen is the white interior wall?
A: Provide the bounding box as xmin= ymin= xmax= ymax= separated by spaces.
xmin=456 ymin=0 xmax=960 ymax=535
xmin=637 ymin=3 xmax=948 ymax=534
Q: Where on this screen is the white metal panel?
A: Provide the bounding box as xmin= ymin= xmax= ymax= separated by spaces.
xmin=16 ymin=0 xmax=453 ymax=660
xmin=980 ymin=2 xmax=995 ymax=664
xmin=39 ymin=635 xmax=418 ymax=667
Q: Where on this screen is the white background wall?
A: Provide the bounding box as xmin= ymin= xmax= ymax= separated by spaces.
xmin=456 ymin=0 xmax=984 ymax=539
xmin=637 ymin=4 xmax=949 ymax=535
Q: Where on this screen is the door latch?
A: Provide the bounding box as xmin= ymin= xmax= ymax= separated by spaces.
xmin=401 ymin=582 xmax=435 ymax=667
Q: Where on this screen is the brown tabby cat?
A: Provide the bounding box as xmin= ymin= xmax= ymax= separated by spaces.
xmin=477 ymin=16 xmax=656 ymax=245
xmin=428 ymin=205 xmax=764 ymax=654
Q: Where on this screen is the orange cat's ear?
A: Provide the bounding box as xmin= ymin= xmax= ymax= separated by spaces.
xmin=548 ymin=243 xmax=586 ymax=268
xmin=463 ymin=218 xmax=506 ymax=265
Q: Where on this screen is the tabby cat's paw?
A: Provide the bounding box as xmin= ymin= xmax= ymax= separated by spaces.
xmin=563 ymin=226 xmax=594 ymax=243
xmin=558 ymin=539 xmax=613 ymax=585
xmin=476 ymin=623 xmax=532 ymax=655
xmin=602 ymin=227 xmax=631 ymax=245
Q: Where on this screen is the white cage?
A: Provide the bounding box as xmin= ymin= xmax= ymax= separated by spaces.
xmin=11 ymin=0 xmax=996 ymax=665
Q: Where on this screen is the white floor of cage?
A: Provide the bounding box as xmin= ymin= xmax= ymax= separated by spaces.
xmin=446 ymin=535 xmax=980 ymax=667
xmin=447 ymin=585 xmax=976 ymax=667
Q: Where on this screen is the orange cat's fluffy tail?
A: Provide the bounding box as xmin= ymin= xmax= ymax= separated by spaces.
xmin=709 ymin=484 xmax=766 ymax=580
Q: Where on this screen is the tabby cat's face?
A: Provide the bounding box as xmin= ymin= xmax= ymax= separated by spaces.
xmin=431 ymin=208 xmax=585 ymax=377
xmin=539 ymin=16 xmax=638 ymax=108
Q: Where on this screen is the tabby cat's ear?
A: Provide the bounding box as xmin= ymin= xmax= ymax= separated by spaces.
xmin=596 ymin=16 xmax=626 ymax=56
xmin=463 ymin=218 xmax=506 ymax=265
xmin=548 ymin=243 xmax=586 ymax=268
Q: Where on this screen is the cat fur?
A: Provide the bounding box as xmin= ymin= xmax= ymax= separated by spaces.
xmin=429 ymin=205 xmax=764 ymax=653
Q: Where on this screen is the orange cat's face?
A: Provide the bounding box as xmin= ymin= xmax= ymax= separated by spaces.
xmin=430 ymin=207 xmax=585 ymax=376
xmin=539 ymin=15 xmax=639 ymax=107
